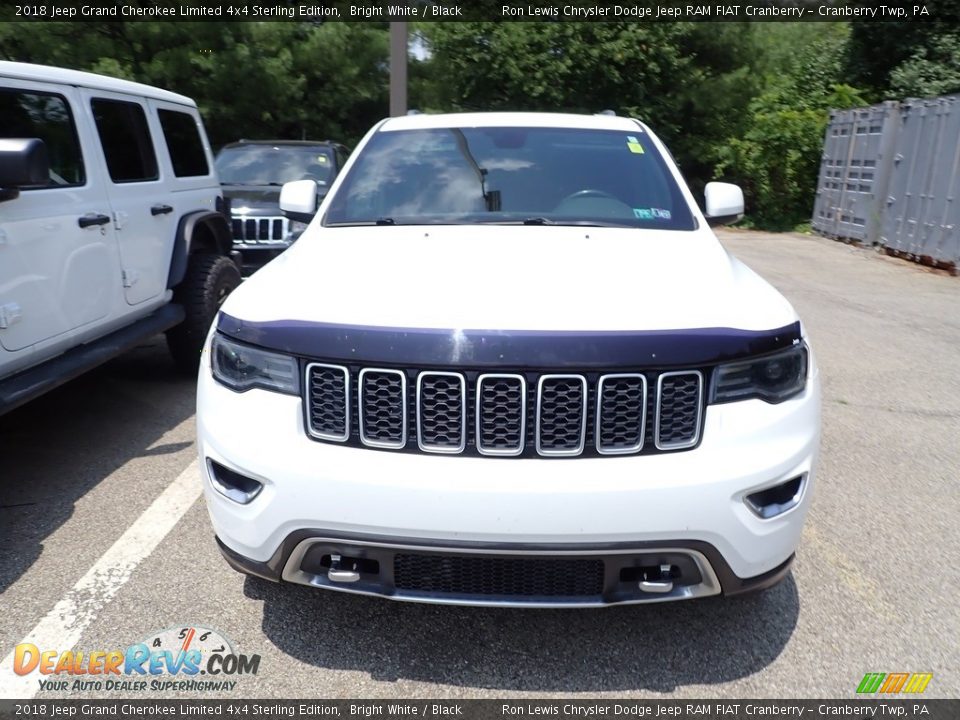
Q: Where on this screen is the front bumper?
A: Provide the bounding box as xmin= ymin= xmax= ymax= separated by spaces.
xmin=198 ymin=344 xmax=820 ymax=606
xmin=216 ymin=533 xmax=795 ymax=607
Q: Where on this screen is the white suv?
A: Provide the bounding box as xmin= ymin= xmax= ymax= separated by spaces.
xmin=0 ymin=62 xmax=240 ymax=414
xmin=198 ymin=112 xmax=821 ymax=607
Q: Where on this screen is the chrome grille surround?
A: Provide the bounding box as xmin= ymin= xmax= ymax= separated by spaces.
xmin=358 ymin=368 xmax=407 ymax=449
xmin=475 ymin=374 xmax=526 ymax=456
xmin=655 ymin=371 xmax=704 ymax=450
xmin=303 ymin=366 xmax=705 ymax=458
xmin=416 ymin=371 xmax=467 ymax=454
xmin=596 ymin=373 xmax=648 ymax=455
xmin=535 ymin=374 xmax=588 ymax=457
xmin=304 ymin=363 xmax=350 ymax=442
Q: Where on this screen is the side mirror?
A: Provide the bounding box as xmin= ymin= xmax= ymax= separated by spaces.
xmin=0 ymin=138 xmax=50 ymax=202
xmin=704 ymin=182 xmax=744 ymax=227
xmin=279 ymin=179 xmax=319 ymax=224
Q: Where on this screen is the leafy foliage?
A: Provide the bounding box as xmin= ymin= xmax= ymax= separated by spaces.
xmin=715 ymin=25 xmax=866 ymax=229
xmin=889 ymin=33 xmax=960 ymax=98
xmin=420 ymin=22 xmax=760 ymax=191
xmin=0 ymin=22 xmax=388 ymax=147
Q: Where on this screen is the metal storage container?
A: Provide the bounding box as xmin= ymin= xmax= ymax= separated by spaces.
xmin=879 ymin=95 xmax=960 ymax=269
xmin=812 ymin=102 xmax=899 ymax=244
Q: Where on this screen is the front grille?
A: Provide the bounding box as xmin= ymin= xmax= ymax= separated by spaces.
xmin=476 ymin=374 xmax=526 ymax=455
xmin=536 ymin=375 xmax=587 ymax=455
xmin=305 ymin=366 xmax=705 ymax=458
xmin=231 ymin=216 xmax=288 ymax=244
xmin=597 ymin=374 xmax=647 ymax=454
xmin=417 ymin=372 xmax=466 ymax=453
xmin=359 ymin=369 xmax=406 ymax=448
xmin=656 ymin=371 xmax=703 ymax=449
xmin=393 ymin=554 xmax=605 ymax=597
xmin=306 ymin=364 xmax=349 ymax=441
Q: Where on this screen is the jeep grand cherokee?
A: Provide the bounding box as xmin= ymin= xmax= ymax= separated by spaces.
xmin=197 ymin=112 xmax=820 ymax=607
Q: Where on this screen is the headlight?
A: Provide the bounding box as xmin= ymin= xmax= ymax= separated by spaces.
xmin=211 ymin=332 xmax=300 ymax=395
xmin=711 ymin=343 xmax=808 ymax=404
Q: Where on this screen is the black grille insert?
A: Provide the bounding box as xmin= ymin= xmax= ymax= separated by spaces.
xmin=417 ymin=372 xmax=466 ymax=452
xmin=476 ymin=374 xmax=526 ymax=455
xmin=306 ymin=364 xmax=349 ymax=441
xmin=359 ymin=369 xmax=406 ymax=448
xmin=656 ymin=372 xmax=703 ymax=449
xmin=537 ymin=375 xmax=587 ymax=455
xmin=394 ymin=554 xmax=605 ymax=598
xmin=597 ymin=374 xmax=647 ymax=454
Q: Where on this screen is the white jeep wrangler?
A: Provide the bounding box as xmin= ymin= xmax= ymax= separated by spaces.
xmin=0 ymin=62 xmax=240 ymax=414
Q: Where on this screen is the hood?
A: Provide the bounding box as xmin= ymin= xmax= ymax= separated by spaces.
xmin=221 ymin=184 xmax=280 ymax=212
xmin=223 ymin=225 xmax=798 ymax=335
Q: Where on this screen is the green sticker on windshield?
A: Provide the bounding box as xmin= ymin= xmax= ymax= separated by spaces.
xmin=317 ymin=155 xmax=329 ymax=163
xmin=626 ymin=137 xmax=644 ymax=154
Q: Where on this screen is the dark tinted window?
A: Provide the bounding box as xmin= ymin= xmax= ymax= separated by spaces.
xmin=0 ymin=89 xmax=84 ymax=187
xmin=158 ymin=109 xmax=209 ymax=177
xmin=215 ymin=144 xmax=335 ymax=186
xmin=324 ymin=127 xmax=695 ymax=231
xmin=91 ymin=98 xmax=158 ymax=183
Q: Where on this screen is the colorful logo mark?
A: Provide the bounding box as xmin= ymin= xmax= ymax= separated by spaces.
xmin=857 ymin=673 xmax=933 ymax=694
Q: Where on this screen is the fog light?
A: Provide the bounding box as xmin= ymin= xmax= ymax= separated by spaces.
xmin=745 ymin=475 xmax=806 ymax=519
xmin=207 ymin=460 xmax=263 ymax=504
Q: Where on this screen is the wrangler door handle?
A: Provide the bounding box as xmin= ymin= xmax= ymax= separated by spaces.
xmin=151 ymin=204 xmax=173 ymax=216
xmin=78 ymin=213 xmax=111 ymax=228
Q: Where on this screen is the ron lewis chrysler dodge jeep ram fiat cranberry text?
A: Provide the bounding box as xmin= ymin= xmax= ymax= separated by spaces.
xmin=197 ymin=112 xmax=821 ymax=607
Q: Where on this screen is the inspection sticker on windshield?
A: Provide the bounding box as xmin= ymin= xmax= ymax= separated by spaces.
xmin=626 ymin=136 xmax=644 ymax=154
xmin=634 ymin=207 xmax=671 ymax=220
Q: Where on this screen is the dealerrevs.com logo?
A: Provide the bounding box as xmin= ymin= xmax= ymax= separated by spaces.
xmin=13 ymin=626 xmax=260 ymax=693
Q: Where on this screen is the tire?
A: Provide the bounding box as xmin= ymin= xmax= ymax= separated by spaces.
xmin=166 ymin=254 xmax=241 ymax=374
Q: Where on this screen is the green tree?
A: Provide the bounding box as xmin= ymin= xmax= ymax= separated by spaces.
xmin=420 ymin=22 xmax=761 ymax=192
xmin=715 ymin=24 xmax=866 ymax=229
xmin=889 ymin=33 xmax=960 ymax=98
xmin=0 ymin=22 xmax=388 ymax=148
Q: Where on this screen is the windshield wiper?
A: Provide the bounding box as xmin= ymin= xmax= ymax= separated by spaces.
xmin=451 ymin=129 xmax=501 ymax=212
xmin=521 ymin=217 xmax=555 ymax=225
xmin=323 ymin=218 xmax=398 ymax=227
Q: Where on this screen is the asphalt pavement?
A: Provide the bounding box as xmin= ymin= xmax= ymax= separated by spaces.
xmin=1 ymin=229 xmax=958 ymax=699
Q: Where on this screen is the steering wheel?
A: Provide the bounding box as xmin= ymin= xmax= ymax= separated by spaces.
xmin=553 ymin=188 xmax=633 ymax=216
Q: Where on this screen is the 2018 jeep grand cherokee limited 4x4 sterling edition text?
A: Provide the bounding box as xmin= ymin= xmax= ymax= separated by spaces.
xmin=198 ymin=112 xmax=821 ymax=607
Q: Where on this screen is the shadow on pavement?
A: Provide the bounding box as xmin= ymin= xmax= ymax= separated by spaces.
xmin=0 ymin=337 xmax=197 ymax=593
xmin=249 ymin=572 xmax=799 ymax=692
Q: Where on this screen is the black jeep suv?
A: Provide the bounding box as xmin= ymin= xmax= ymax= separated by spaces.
xmin=215 ymin=140 xmax=349 ymax=273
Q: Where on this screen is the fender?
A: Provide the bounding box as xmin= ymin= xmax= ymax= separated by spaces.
xmin=167 ymin=210 xmax=233 ymax=289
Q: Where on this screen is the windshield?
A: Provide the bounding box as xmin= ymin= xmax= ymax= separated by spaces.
xmin=323 ymin=126 xmax=695 ymax=230
xmin=215 ymin=144 xmax=334 ymax=186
